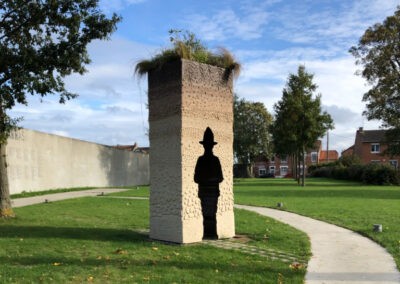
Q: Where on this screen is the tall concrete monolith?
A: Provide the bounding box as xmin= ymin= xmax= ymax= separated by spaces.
xmin=148 ymin=59 xmax=235 ymax=244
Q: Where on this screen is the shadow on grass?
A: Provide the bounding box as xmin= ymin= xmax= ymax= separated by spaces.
xmin=0 ymin=255 xmax=293 ymax=276
xmin=235 ymin=189 xmax=400 ymax=199
xmin=0 ymin=226 xmax=148 ymax=242
xmin=236 ymin=181 xmax=363 ymax=188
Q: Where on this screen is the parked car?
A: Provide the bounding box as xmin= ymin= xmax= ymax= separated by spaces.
xmin=259 ymin=172 xmax=275 ymax=178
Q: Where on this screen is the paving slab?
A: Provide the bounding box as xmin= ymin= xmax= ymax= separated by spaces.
xmin=11 ymin=188 xmax=129 ymax=208
xmin=235 ymin=204 xmax=400 ymax=284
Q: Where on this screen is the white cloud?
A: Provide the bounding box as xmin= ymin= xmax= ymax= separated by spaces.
xmin=9 ymin=36 xmax=152 ymax=147
xmin=236 ymin=51 xmax=369 ymax=114
xmin=270 ymin=0 xmax=398 ymax=51
xmin=100 ymin=0 xmax=146 ymax=13
xmin=184 ymin=3 xmax=269 ymax=41
xmin=9 ymin=0 xmax=398 ymax=152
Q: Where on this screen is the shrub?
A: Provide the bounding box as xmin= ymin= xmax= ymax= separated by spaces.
xmin=338 ymin=155 xmax=361 ymax=167
xmin=310 ymin=166 xmax=333 ymax=178
xmin=308 ymin=160 xmax=400 ymax=185
xmin=361 ymin=164 xmax=400 ymax=185
xmin=347 ymin=164 xmax=364 ymax=181
xmin=332 ymin=166 xmax=349 ymax=180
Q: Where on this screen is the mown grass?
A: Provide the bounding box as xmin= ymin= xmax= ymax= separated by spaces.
xmin=106 ymin=186 xmax=150 ymax=198
xmin=11 ymin=185 xmax=148 ymax=199
xmin=0 ymin=195 xmax=310 ymax=283
xmin=234 ymin=178 xmax=400 ymax=270
xmin=10 ymin=187 xmax=98 ymax=199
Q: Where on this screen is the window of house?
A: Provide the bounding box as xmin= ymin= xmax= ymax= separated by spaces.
xmin=259 ymin=168 xmax=267 ymax=176
xmin=269 ymin=166 xmax=275 ymax=175
xmin=311 ymin=152 xmax=318 ymax=163
xmin=280 ymin=166 xmax=288 ymax=176
xmin=280 ymin=155 xmax=287 ymax=163
xmin=298 ymin=164 xmax=304 ymax=175
xmin=371 ymin=143 xmax=380 ymax=153
xmin=389 ymin=160 xmax=398 ymax=169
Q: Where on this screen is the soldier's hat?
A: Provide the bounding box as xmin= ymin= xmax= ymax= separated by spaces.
xmin=199 ymin=127 xmax=217 ymax=145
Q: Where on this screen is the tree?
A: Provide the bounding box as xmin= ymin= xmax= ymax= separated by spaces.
xmin=0 ymin=0 xmax=120 ymax=217
xmin=350 ymin=6 xmax=400 ymax=154
xmin=271 ymin=65 xmax=333 ymax=186
xmin=234 ymin=95 xmax=273 ymax=177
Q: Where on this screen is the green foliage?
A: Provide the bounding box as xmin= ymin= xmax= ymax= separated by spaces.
xmin=0 ymin=0 xmax=121 ymax=138
xmin=0 ymin=0 xmax=120 ymax=214
xmin=0 ymin=112 xmax=21 ymax=144
xmin=271 ymin=65 xmax=333 ymax=185
xmin=135 ymin=30 xmax=241 ymax=79
xmin=309 ymin=161 xmax=400 ymax=185
xmin=350 ymin=6 xmax=400 ymax=154
xmin=234 ymin=95 xmax=273 ymax=167
xmin=361 ymin=163 xmax=400 ymax=185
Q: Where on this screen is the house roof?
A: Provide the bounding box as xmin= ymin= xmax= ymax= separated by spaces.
xmin=113 ymin=143 xmax=149 ymax=153
xmin=341 ymin=145 xmax=354 ymax=154
xmin=320 ymin=150 xmax=339 ymax=160
xmin=115 ymin=144 xmax=137 ymax=151
xmin=357 ymin=129 xmax=386 ymax=143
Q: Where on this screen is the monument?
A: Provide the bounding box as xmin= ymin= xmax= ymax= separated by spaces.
xmin=148 ymin=59 xmax=235 ymax=243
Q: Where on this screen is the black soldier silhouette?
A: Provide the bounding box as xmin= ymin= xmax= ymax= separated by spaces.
xmin=194 ymin=127 xmax=223 ymax=239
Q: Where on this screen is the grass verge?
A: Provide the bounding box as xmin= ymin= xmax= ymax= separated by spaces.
xmin=234 ymin=177 xmax=400 ymax=270
xmin=0 ymin=195 xmax=310 ymax=283
xmin=11 ymin=187 xmax=98 ymax=199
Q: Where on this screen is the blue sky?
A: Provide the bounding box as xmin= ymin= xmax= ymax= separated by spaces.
xmin=9 ymin=0 xmax=399 ymax=153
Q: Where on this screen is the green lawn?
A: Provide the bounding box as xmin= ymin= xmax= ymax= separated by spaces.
xmin=234 ymin=178 xmax=400 ymax=270
xmin=0 ymin=194 xmax=310 ymax=283
xmin=10 ymin=187 xmax=98 ymax=199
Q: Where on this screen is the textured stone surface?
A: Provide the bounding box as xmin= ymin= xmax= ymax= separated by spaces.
xmin=6 ymin=128 xmax=149 ymax=194
xmin=149 ymin=59 xmax=235 ymax=243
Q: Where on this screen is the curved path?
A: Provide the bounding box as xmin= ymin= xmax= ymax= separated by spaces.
xmin=235 ymin=204 xmax=400 ymax=284
xmin=12 ymin=191 xmax=400 ymax=283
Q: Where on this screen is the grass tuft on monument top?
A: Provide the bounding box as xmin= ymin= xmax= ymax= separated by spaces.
xmin=134 ymin=29 xmax=241 ymax=79
xmin=234 ymin=177 xmax=400 ymax=270
xmin=0 ymin=192 xmax=309 ymax=283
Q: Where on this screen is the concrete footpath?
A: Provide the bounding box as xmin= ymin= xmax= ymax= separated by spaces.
xmin=11 ymin=191 xmax=400 ymax=283
xmin=11 ymin=188 xmax=129 ymax=208
xmin=235 ymin=204 xmax=400 ymax=284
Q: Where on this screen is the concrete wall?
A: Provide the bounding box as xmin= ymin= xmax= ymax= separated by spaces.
xmin=6 ymin=129 xmax=149 ymax=194
xmin=148 ymin=59 xmax=235 ymax=244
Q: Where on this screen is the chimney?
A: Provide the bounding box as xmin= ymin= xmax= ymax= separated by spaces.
xmin=358 ymin=127 xmax=363 ymax=133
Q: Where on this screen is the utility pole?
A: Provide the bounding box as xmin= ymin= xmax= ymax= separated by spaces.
xmin=326 ymin=130 xmax=329 ymax=163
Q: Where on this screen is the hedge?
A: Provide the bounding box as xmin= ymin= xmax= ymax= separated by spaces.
xmin=309 ymin=163 xmax=400 ymax=185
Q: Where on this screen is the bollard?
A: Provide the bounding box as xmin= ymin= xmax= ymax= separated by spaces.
xmin=373 ymin=224 xmax=382 ymax=232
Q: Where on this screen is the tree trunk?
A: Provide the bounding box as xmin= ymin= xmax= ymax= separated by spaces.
xmin=301 ymin=147 xmax=306 ymax=187
xmin=0 ymin=142 xmax=14 ymax=218
xmin=246 ymin=163 xmax=254 ymax=178
xmin=297 ymin=153 xmax=301 ymax=185
xmin=291 ymin=154 xmax=296 ymax=181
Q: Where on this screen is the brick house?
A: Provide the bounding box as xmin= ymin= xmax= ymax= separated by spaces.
xmin=341 ymin=127 xmax=399 ymax=169
xmin=319 ymin=150 xmax=339 ymax=164
xmin=253 ymin=140 xmax=339 ymax=177
xmin=341 ymin=145 xmax=354 ymax=157
xmin=254 ymin=154 xmax=291 ymax=178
